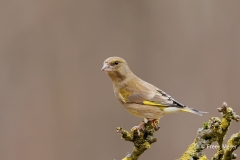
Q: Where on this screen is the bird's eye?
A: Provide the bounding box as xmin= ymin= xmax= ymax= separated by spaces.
xmin=114 ymin=61 xmax=119 ymax=65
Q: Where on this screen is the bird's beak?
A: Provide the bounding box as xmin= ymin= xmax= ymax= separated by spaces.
xmin=101 ymin=63 xmax=112 ymax=72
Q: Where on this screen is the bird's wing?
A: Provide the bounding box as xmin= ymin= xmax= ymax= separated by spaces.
xmin=153 ymin=89 xmax=185 ymax=108
xmin=124 ymin=89 xmax=185 ymax=108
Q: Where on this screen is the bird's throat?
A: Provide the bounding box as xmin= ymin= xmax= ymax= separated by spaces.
xmin=107 ymin=71 xmax=127 ymax=82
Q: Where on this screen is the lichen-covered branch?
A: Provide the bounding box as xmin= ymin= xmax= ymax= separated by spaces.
xmin=179 ymin=117 xmax=219 ymax=160
xmin=212 ymin=102 xmax=239 ymax=160
xmin=223 ymin=132 xmax=240 ymax=160
xmin=180 ymin=102 xmax=239 ymax=160
xmin=116 ymin=120 xmax=159 ymax=160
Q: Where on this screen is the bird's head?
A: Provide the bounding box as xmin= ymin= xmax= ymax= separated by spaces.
xmin=101 ymin=57 xmax=127 ymax=72
xmin=101 ymin=57 xmax=132 ymax=81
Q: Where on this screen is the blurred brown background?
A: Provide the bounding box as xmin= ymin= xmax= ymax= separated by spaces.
xmin=0 ymin=0 xmax=240 ymax=160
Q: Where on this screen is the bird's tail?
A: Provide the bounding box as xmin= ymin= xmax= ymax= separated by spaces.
xmin=181 ymin=107 xmax=208 ymax=116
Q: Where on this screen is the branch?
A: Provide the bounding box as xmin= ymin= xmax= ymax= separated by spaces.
xmin=223 ymin=131 xmax=240 ymax=160
xmin=116 ymin=120 xmax=159 ymax=160
xmin=180 ymin=102 xmax=239 ymax=160
xmin=212 ymin=102 xmax=239 ymax=160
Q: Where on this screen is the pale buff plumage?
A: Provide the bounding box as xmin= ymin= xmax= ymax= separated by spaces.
xmin=101 ymin=57 xmax=206 ymax=121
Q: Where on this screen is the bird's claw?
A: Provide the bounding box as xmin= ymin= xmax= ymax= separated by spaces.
xmin=154 ymin=126 xmax=160 ymax=131
xmin=131 ymin=126 xmax=142 ymax=136
xmin=151 ymin=119 xmax=160 ymax=131
xmin=131 ymin=121 xmax=145 ymax=136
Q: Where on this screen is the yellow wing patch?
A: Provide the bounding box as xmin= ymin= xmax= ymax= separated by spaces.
xmin=143 ymin=101 xmax=168 ymax=111
xmin=143 ymin=101 xmax=165 ymax=106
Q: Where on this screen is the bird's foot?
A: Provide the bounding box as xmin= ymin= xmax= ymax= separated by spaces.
xmin=131 ymin=121 xmax=145 ymax=136
xmin=151 ymin=119 xmax=160 ymax=131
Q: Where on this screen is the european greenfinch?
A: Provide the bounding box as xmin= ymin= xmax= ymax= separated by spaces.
xmin=101 ymin=57 xmax=207 ymax=135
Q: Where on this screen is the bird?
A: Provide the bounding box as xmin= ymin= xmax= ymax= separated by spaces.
xmin=101 ymin=57 xmax=207 ymax=135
